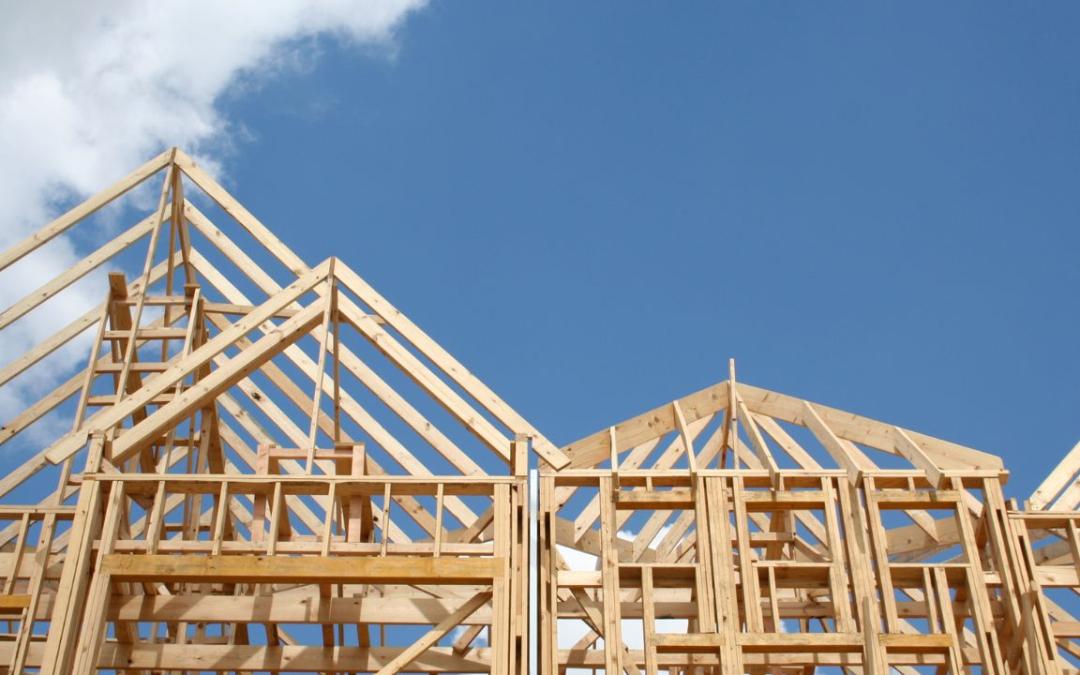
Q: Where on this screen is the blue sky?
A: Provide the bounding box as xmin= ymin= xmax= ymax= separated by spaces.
xmin=1 ymin=2 xmax=1077 ymax=500
xmin=0 ymin=0 xmax=1073 ymax=661
xmin=207 ymin=2 xmax=1080 ymax=498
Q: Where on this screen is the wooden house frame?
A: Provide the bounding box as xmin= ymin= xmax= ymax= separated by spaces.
xmin=0 ymin=149 xmax=1076 ymax=673
xmin=544 ymin=374 xmax=1080 ymax=674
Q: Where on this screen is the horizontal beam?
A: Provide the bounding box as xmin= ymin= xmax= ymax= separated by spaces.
xmin=97 ymin=643 xmax=490 ymax=673
xmin=102 ymin=554 xmax=503 ymax=585
xmin=560 ymin=648 xmax=967 ymax=668
xmin=110 ymin=593 xmax=494 ymax=625
xmin=88 ymin=472 xmax=518 ymax=496
xmin=0 ymin=594 xmax=29 ymax=615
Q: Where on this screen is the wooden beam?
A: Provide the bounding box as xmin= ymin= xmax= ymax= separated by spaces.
xmin=185 ymin=243 xmax=486 ymax=479
xmin=893 ymin=426 xmax=944 ymax=486
xmin=738 ymin=381 xmax=1003 ymax=470
xmin=109 ymin=298 xmax=327 ymax=462
xmin=102 ymin=554 xmax=503 ymax=585
xmin=94 ymin=643 xmax=491 ymax=672
xmin=801 ymin=400 xmax=871 ymax=482
xmin=1030 ymin=440 xmax=1080 ymax=510
xmin=109 ymin=592 xmax=495 ymax=625
xmin=0 ymin=208 xmax=163 ymax=331
xmin=0 ymin=149 xmax=171 ymax=272
xmin=565 ymin=381 xmax=730 ymax=469
xmin=373 ymin=591 xmax=491 ymax=675
xmin=43 ymin=259 xmax=333 ymax=463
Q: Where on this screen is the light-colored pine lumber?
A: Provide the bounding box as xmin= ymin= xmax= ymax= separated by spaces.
xmin=0 ymin=148 xmax=1071 ymax=675
xmin=0 ymin=149 xmax=171 ymax=273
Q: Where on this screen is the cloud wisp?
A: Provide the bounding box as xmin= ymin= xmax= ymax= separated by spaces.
xmin=0 ymin=1 xmax=425 ymax=435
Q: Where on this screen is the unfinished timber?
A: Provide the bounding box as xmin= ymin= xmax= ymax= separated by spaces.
xmin=0 ymin=148 xmax=1076 ymax=673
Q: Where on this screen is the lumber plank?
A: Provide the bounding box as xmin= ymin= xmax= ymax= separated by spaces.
xmin=0 ymin=149 xmax=171 ymax=272
xmin=102 ymin=554 xmax=503 ymax=585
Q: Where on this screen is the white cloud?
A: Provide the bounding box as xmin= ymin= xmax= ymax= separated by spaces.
xmin=0 ymin=1 xmax=425 ymax=429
